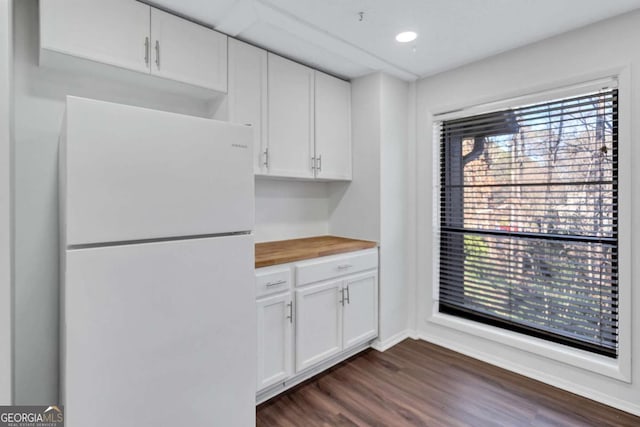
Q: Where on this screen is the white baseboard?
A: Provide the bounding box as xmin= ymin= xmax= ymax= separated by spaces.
xmin=371 ymin=329 xmax=416 ymax=352
xmin=415 ymin=331 xmax=640 ymax=417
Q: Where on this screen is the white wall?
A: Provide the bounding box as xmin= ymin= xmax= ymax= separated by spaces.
xmin=378 ymin=74 xmax=409 ymax=343
xmin=406 ymin=80 xmax=418 ymax=332
xmin=330 ymin=72 xmax=411 ymax=348
xmin=414 ymin=10 xmax=640 ymax=415
xmin=255 ymin=179 xmax=329 ymax=243
xmin=12 ymin=0 xmax=212 ymax=404
xmin=0 ymin=0 xmax=13 ymax=405
xmin=329 ymin=73 xmax=381 ymax=243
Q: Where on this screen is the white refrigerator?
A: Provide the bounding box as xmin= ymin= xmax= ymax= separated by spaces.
xmin=59 ymin=97 xmax=255 ymax=426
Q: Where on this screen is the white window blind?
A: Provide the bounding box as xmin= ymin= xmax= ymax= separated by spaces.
xmin=438 ymin=89 xmax=618 ymax=357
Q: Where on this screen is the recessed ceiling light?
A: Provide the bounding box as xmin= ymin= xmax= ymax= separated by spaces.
xmin=396 ymin=31 xmax=417 ymax=43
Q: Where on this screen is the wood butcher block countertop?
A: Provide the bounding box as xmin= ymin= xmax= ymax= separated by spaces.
xmin=255 ymin=236 xmax=378 ymax=268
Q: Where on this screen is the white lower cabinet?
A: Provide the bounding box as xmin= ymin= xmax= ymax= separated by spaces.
xmin=256 ymin=292 xmax=293 ymax=391
xmin=342 ymin=270 xmax=379 ymax=349
xmin=296 ymin=269 xmax=378 ymax=372
xmin=295 ymin=280 xmax=343 ymax=372
xmin=256 ymin=248 xmax=378 ymax=400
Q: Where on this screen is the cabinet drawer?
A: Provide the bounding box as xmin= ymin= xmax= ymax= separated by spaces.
xmin=295 ymin=249 xmax=378 ymax=287
xmin=256 ymin=266 xmax=292 ymax=298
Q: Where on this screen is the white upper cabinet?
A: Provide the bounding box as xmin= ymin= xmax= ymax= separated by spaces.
xmin=268 ymin=54 xmax=315 ymax=179
xmin=314 ymin=72 xmax=352 ymax=181
xmin=150 ymin=8 xmax=227 ymax=92
xmin=257 ymin=53 xmax=351 ymax=181
xmin=40 ymin=0 xmax=228 ymax=93
xmin=40 ymin=0 xmax=151 ymax=73
xmin=228 ymin=39 xmax=268 ymax=174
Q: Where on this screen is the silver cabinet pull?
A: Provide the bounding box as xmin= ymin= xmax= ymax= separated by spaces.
xmin=311 ymin=156 xmax=316 ymax=171
xmin=337 ymin=264 xmax=353 ymax=270
xmin=339 ymin=288 xmax=345 ymax=306
xmin=317 ymin=154 xmax=322 ymax=172
xmin=265 ymin=279 xmax=286 ymax=287
xmin=144 ymin=37 xmax=150 ymax=65
xmin=155 ymin=40 xmax=160 ymax=69
xmin=263 ymin=147 xmax=269 ymax=168
xmin=286 ymin=301 xmax=293 ymax=323
xmin=345 ymin=285 xmax=350 ymax=304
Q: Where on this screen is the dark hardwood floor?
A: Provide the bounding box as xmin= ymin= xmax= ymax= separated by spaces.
xmin=256 ymin=339 xmax=639 ymax=427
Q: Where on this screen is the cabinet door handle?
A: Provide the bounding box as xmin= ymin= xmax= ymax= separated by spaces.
xmin=144 ymin=37 xmax=150 ymax=65
xmin=339 ymin=288 xmax=345 ymax=306
xmin=311 ymin=156 xmax=316 ymax=171
xmin=345 ymin=285 xmax=350 ymax=304
xmin=286 ymin=301 xmax=293 ymax=323
xmin=263 ymin=147 xmax=269 ymax=168
xmin=265 ymin=279 xmax=286 ymax=287
xmin=337 ymin=264 xmax=353 ymax=270
xmin=155 ymin=40 xmax=160 ymax=69
xmin=317 ymin=154 xmax=322 ymax=172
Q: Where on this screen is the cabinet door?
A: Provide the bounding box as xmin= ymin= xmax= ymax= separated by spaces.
xmin=267 ymin=54 xmax=315 ymax=179
xmin=343 ymin=270 xmax=378 ymax=349
xmin=256 ymin=293 xmax=293 ymax=391
xmin=228 ymin=39 xmax=268 ymax=174
xmin=295 ymin=280 xmax=342 ymax=372
xmin=150 ymin=8 xmax=227 ymax=92
xmin=40 ymin=0 xmax=151 ymax=73
xmin=315 ymin=72 xmax=352 ymax=180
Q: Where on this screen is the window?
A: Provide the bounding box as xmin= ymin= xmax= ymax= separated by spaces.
xmin=438 ymin=89 xmax=618 ymax=357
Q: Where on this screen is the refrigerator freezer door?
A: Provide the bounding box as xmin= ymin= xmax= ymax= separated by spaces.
xmin=62 ymin=235 xmax=255 ymax=427
xmin=61 ymin=96 xmax=254 ymax=246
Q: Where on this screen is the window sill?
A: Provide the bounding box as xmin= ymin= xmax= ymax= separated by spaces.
xmin=428 ymin=309 xmax=630 ymax=383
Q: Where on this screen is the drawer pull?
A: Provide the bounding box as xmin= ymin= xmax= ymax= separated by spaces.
xmin=266 ymin=279 xmax=287 ymax=287
xmin=337 ymin=264 xmax=353 ymax=270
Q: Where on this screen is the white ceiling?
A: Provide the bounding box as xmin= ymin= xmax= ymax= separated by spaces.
xmin=147 ymin=0 xmax=640 ymax=81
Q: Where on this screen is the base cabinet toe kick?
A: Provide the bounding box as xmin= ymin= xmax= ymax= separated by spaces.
xmin=255 ymin=247 xmax=379 ymax=403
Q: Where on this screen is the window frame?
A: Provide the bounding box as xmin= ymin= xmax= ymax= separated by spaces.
xmin=439 ymin=90 xmax=619 ymax=357
xmin=428 ymin=74 xmax=631 ymax=382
